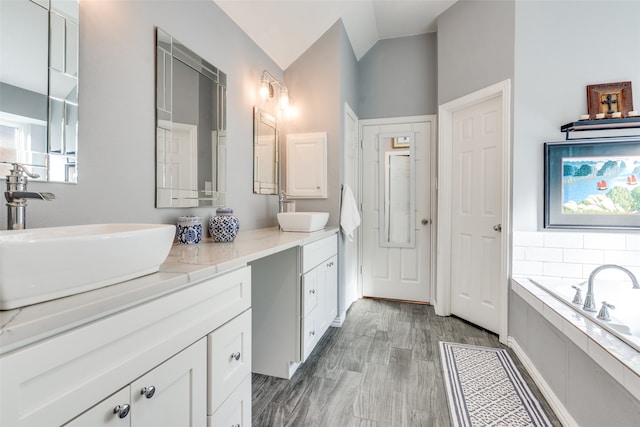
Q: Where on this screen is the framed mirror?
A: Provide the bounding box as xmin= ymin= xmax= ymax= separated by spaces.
xmin=379 ymin=132 xmax=415 ymax=248
xmin=253 ymin=107 xmax=278 ymax=195
xmin=0 ymin=0 xmax=79 ymax=183
xmin=155 ymin=28 xmax=227 ymax=208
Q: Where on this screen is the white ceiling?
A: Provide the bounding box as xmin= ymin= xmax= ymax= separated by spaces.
xmin=214 ymin=0 xmax=458 ymax=70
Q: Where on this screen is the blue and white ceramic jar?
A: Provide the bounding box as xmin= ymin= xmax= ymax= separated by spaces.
xmin=209 ymin=207 xmax=240 ymax=242
xmin=176 ymin=215 xmax=203 ymax=244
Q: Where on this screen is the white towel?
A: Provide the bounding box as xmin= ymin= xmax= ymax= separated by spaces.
xmin=340 ymin=185 xmax=361 ymax=242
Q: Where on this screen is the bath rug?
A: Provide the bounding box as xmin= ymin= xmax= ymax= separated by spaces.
xmin=439 ymin=342 xmax=553 ymax=427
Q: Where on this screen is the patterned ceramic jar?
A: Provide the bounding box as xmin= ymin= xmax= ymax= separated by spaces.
xmin=176 ymin=216 xmax=203 ymax=244
xmin=209 ymin=208 xmax=240 ymax=242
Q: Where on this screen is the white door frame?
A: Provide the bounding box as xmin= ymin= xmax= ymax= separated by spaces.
xmin=358 ymin=114 xmax=438 ymax=302
xmin=435 ymin=80 xmax=511 ymax=344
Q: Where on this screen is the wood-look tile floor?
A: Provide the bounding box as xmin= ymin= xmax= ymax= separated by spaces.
xmin=252 ymin=298 xmax=561 ymax=426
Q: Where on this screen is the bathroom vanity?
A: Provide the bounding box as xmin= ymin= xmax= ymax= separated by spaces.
xmin=0 ymin=227 xmax=338 ymax=426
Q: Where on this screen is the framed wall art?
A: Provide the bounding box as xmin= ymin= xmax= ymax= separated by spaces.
xmin=544 ymin=138 xmax=640 ymax=229
xmin=586 ymin=81 xmax=633 ymax=119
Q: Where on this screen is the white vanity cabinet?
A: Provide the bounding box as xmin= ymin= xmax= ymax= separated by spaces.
xmin=301 ymin=234 xmax=338 ymax=361
xmin=0 ymin=266 xmax=251 ymax=427
xmin=64 ymin=339 xmax=207 ymax=427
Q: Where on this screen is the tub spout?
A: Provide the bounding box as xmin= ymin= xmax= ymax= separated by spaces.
xmin=584 ymin=264 xmax=639 ymax=312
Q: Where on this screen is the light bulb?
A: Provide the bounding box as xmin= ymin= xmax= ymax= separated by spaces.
xmin=279 ymin=87 xmax=289 ymax=109
xmin=259 ymin=77 xmax=270 ymax=101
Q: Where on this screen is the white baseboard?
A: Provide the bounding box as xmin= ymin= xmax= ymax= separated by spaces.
xmin=508 ymin=336 xmax=578 ymax=427
xmin=331 ymin=311 xmax=346 ymax=327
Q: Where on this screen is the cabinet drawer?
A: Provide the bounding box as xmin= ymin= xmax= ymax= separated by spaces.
xmin=302 ymin=309 xmax=320 ymax=361
xmin=302 ymin=234 xmax=337 ymax=273
xmin=208 ymin=374 xmax=251 ymax=427
xmin=207 ymin=309 xmax=252 ymax=414
xmin=302 ymin=270 xmax=318 ymax=317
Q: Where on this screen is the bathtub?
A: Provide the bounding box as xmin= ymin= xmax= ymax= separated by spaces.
xmin=528 ymin=277 xmax=640 ymax=353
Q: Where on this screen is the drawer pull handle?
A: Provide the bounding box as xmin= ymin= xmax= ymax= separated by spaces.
xmin=310 ymin=330 xmax=315 ymax=336
xmin=309 ymin=289 xmax=316 ymax=294
xmin=141 ymin=385 xmax=156 ymax=399
xmin=113 ymin=404 xmax=130 ymax=419
xmin=232 ymin=424 xmax=241 ymax=427
xmin=231 ymin=352 xmax=241 ymax=361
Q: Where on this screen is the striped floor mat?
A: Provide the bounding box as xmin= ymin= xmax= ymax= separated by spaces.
xmin=439 ymin=342 xmax=554 ymax=427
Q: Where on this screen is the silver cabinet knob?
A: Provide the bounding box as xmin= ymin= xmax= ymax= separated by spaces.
xmin=310 ymin=330 xmax=315 ymax=336
xmin=421 ymin=218 xmax=430 ymax=225
xmin=310 ymin=289 xmax=316 ymax=294
xmin=113 ymin=404 xmax=130 ymax=419
xmin=493 ymin=224 xmax=502 ymax=232
xmin=141 ymin=385 xmax=156 ymax=399
xmin=232 ymin=424 xmax=240 ymax=427
xmin=231 ymin=352 xmax=241 ymax=361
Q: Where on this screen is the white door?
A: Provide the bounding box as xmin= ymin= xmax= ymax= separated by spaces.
xmin=361 ymin=118 xmax=433 ymax=302
xmin=450 ymin=95 xmax=503 ymax=332
xmin=343 ymin=103 xmax=359 ymax=312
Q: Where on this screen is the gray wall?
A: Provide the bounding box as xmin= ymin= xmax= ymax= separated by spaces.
xmin=437 ymin=0 xmax=515 ymax=106
xmin=21 ymin=0 xmax=282 ymax=231
xmin=358 ymin=33 xmax=437 ymax=119
xmin=284 ymin=21 xmax=343 ymax=225
xmin=510 ymin=291 xmax=640 ymax=426
xmin=513 ymin=0 xmax=640 ymax=231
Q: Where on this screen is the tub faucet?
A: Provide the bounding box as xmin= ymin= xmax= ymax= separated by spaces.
xmin=4 ymin=163 xmax=55 ymax=230
xmin=583 ymin=264 xmax=640 ymax=312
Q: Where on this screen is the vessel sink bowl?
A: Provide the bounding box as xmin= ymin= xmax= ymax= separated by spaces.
xmin=277 ymin=212 xmax=329 ymax=232
xmin=0 ymin=223 xmax=176 ymax=310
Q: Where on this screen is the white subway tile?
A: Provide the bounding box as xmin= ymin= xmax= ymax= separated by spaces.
xmin=512 ymin=246 xmax=525 ymax=261
xmin=563 ymin=248 xmax=604 ymax=265
xmin=627 ymin=234 xmax=640 ymax=251
xmin=543 ymin=262 xmax=583 ymax=278
xmin=584 ymin=233 xmax=626 ymax=250
xmin=543 ymin=232 xmax=584 ymax=248
xmin=512 ymin=260 xmax=543 ymax=276
xmin=604 ymin=250 xmax=640 ymax=267
xmin=524 ymin=247 xmax=563 ymax=262
xmin=513 ymin=231 xmax=543 ymax=247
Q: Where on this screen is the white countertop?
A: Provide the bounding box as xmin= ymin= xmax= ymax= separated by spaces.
xmin=0 ymin=227 xmax=338 ymax=355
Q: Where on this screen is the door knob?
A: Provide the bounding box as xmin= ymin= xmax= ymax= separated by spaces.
xmin=421 ymin=218 xmax=430 ymax=225
xmin=493 ymin=224 xmax=502 ymax=232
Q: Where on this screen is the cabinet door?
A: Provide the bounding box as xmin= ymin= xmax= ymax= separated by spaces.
xmin=324 ymin=255 xmax=338 ymax=325
xmin=302 ymin=269 xmax=318 ymax=317
xmin=64 ymin=387 xmax=131 ymax=427
xmin=208 ymin=374 xmax=251 ymax=427
xmin=130 ymin=339 xmax=207 ymax=427
xmin=285 ymin=132 xmax=327 ymax=198
xmin=207 ymin=309 xmax=252 ymax=414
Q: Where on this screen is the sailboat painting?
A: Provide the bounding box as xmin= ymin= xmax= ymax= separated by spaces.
xmin=561 ymin=155 xmax=640 ymax=215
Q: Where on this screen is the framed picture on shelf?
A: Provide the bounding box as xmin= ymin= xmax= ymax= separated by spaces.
xmin=586 ymin=81 xmax=633 ymax=119
xmin=544 ymin=138 xmax=640 ymax=229
xmin=391 ymin=136 xmax=410 ymax=149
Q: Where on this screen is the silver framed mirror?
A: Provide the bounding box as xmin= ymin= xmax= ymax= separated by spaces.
xmin=155 ymin=27 xmax=227 ymax=208
xmin=0 ymin=0 xmax=79 ymax=183
xmin=253 ymin=106 xmax=278 ymax=195
xmin=378 ymin=132 xmax=416 ymax=248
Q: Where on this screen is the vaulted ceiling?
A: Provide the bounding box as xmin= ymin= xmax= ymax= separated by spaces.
xmin=214 ymin=0 xmax=458 ymax=70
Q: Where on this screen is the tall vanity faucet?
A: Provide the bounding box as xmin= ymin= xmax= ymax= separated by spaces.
xmin=4 ymin=163 xmax=55 ymax=230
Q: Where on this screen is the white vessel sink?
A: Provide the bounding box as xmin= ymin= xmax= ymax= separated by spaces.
xmin=277 ymin=212 xmax=329 ymax=232
xmin=0 ymin=223 xmax=176 ymax=310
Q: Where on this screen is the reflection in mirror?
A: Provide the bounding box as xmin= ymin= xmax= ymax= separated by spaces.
xmin=379 ymin=133 xmax=415 ymax=248
xmin=155 ymin=28 xmax=227 ymax=208
xmin=0 ymin=0 xmax=78 ymax=183
xmin=253 ymin=107 xmax=278 ymax=195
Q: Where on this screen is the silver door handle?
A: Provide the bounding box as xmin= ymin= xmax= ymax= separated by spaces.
xmin=421 ymin=218 xmax=430 ymax=225
xmin=493 ymin=224 xmax=502 ymax=232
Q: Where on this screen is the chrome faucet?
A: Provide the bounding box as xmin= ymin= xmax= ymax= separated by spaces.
xmin=4 ymin=163 xmax=55 ymax=230
xmin=583 ymin=264 xmax=640 ymax=312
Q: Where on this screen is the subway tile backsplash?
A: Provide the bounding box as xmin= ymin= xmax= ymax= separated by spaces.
xmin=513 ymin=231 xmax=640 ymax=280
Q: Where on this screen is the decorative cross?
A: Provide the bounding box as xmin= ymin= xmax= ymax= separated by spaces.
xmin=601 ymin=94 xmax=618 ymax=114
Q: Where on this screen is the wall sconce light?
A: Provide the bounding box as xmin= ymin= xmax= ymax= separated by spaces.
xmin=259 ymin=70 xmax=290 ymax=111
